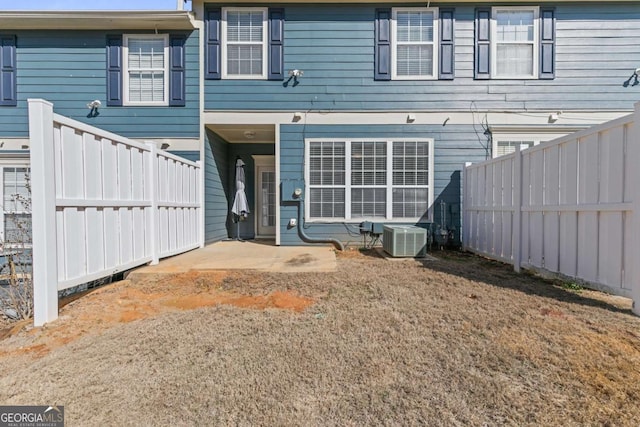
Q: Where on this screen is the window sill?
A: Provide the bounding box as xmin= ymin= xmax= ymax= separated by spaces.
xmin=304 ymin=218 xmax=431 ymax=224
xmin=491 ymin=75 xmax=539 ymax=80
xmin=391 ymin=76 xmax=438 ymax=81
xmin=222 ymin=75 xmax=268 ymax=80
xmin=122 ymin=102 xmax=170 ymax=107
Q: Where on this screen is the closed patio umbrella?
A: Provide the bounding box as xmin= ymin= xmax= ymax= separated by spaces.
xmin=231 ymin=157 xmax=249 ymax=240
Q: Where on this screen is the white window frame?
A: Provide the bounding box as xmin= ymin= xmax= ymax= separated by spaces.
xmin=123 ymin=34 xmax=170 ymax=106
xmin=491 ymin=130 xmax=576 ymax=158
xmin=391 ymin=7 xmax=439 ymax=80
xmin=0 ymin=159 xmax=31 ymax=252
xmin=491 ymin=6 xmax=539 ymax=79
xmin=304 ymin=138 xmax=434 ymax=223
xmin=221 ymin=7 xmax=268 ymax=80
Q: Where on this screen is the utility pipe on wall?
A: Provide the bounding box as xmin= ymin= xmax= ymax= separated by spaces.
xmin=294 ymin=199 xmax=344 ymax=251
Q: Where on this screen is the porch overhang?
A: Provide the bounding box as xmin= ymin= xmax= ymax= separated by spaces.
xmin=206 ymin=124 xmax=275 ymax=144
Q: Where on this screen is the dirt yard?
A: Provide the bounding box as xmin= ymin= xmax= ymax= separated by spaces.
xmin=1 ymin=249 xmax=639 ymax=426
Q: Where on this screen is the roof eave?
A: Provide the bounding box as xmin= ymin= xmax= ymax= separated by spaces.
xmin=0 ymin=11 xmax=196 ymax=30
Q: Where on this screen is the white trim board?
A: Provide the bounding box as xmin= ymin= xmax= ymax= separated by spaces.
xmin=203 ymin=110 xmax=631 ymax=127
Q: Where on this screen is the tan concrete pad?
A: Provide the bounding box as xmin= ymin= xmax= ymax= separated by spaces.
xmin=130 ymin=240 xmax=337 ymax=275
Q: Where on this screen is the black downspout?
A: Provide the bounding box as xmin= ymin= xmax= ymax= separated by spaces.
xmin=295 ymin=200 xmax=344 ymax=251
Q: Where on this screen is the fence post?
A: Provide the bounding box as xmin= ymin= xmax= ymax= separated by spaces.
xmin=512 ymin=145 xmax=523 ymax=273
xmin=28 ymin=99 xmax=59 ymax=326
xmin=461 ymin=162 xmax=471 ymax=250
xmin=146 ymin=142 xmax=159 ymax=265
xmin=630 ymin=103 xmax=640 ymax=315
xmin=197 ymin=160 xmax=204 ymax=248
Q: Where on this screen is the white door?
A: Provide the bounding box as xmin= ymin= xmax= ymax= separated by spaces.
xmin=254 ymin=157 xmax=276 ymax=237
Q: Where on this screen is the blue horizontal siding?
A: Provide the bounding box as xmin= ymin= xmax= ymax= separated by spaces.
xmin=0 ymin=29 xmax=199 ymax=139
xmin=205 ymin=4 xmax=640 ymax=112
xmin=168 ymin=150 xmax=200 ymax=162
xmin=204 ymin=129 xmax=230 ymax=243
xmin=278 ymin=123 xmax=487 ymax=246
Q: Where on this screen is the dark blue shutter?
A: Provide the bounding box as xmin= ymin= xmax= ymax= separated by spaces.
xmin=474 ymin=8 xmax=491 ymax=80
xmin=0 ymin=35 xmax=17 ymax=107
xmin=268 ymin=8 xmax=285 ymax=80
xmin=540 ymin=7 xmax=556 ymax=80
xmin=106 ymin=35 xmax=122 ymax=106
xmin=169 ymin=35 xmax=186 ymax=106
xmin=375 ymin=9 xmax=391 ymax=81
xmin=205 ymin=7 xmax=221 ymax=80
xmin=439 ymin=9 xmax=455 ymax=80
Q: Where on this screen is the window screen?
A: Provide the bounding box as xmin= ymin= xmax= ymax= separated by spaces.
xmin=395 ymin=10 xmax=435 ymax=77
xmin=127 ymin=37 xmax=166 ymax=103
xmin=226 ymin=11 xmax=265 ymax=76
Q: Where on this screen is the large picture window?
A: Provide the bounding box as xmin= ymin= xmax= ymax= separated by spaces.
xmin=392 ymin=8 xmax=439 ymax=80
xmin=123 ymin=35 xmax=169 ymax=105
xmin=222 ymin=8 xmax=268 ymax=79
xmin=306 ymin=139 xmax=434 ymax=221
xmin=492 ymin=7 xmax=539 ymax=78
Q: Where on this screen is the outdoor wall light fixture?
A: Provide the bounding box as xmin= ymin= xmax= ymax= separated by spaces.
xmin=283 ymin=69 xmax=304 ymax=87
xmin=623 ymin=69 xmax=640 ymax=87
xmin=407 ymin=114 xmax=416 ymax=123
xmin=293 ymin=112 xmax=303 ymax=122
xmin=86 ymin=99 xmax=101 ymax=118
xmin=548 ymin=111 xmax=561 ymax=123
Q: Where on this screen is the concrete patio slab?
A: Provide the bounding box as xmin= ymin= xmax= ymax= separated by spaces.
xmin=129 ymin=240 xmax=337 ymax=275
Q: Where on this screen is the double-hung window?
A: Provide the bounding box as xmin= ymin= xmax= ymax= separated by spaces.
xmin=392 ymin=8 xmax=439 ymax=79
xmin=222 ymin=8 xmax=268 ymax=79
xmin=306 ymin=139 xmax=434 ymax=221
xmin=123 ymin=34 xmax=169 ymax=105
xmin=0 ymin=165 xmax=31 ymax=251
xmin=492 ymin=7 xmax=539 ymax=78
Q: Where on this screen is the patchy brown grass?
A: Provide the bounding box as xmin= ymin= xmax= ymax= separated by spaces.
xmin=1 ymin=250 xmax=639 ymax=426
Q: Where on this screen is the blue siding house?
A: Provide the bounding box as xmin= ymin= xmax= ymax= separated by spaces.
xmin=0 ymin=11 xmax=199 ymax=247
xmin=195 ymin=0 xmax=640 ymax=247
xmin=2 ymin=3 xmax=640 ymax=250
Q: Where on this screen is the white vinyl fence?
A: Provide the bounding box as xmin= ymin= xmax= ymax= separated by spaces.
xmin=463 ymin=103 xmax=640 ymax=315
xmin=29 ymin=99 xmax=202 ymax=326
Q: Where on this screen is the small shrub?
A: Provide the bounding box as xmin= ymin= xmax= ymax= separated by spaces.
xmin=562 ymin=282 xmax=584 ymax=293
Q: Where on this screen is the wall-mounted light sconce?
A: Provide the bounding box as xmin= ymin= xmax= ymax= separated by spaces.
xmin=160 ymin=143 xmax=171 ymax=150
xmin=86 ymin=99 xmax=101 ymax=118
xmin=283 ymin=69 xmax=304 ymax=87
xmin=548 ymin=111 xmax=561 ymax=123
xmin=293 ymin=112 xmax=303 ymax=122
xmin=406 ymin=114 xmax=416 ymax=123
xmin=623 ymin=69 xmax=640 ymax=87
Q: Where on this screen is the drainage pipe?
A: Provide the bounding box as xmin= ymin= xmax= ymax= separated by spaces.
xmin=295 ymin=200 xmax=344 ymax=251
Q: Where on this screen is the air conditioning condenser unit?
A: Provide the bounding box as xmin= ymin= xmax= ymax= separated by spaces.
xmin=383 ymin=225 xmax=427 ymax=257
